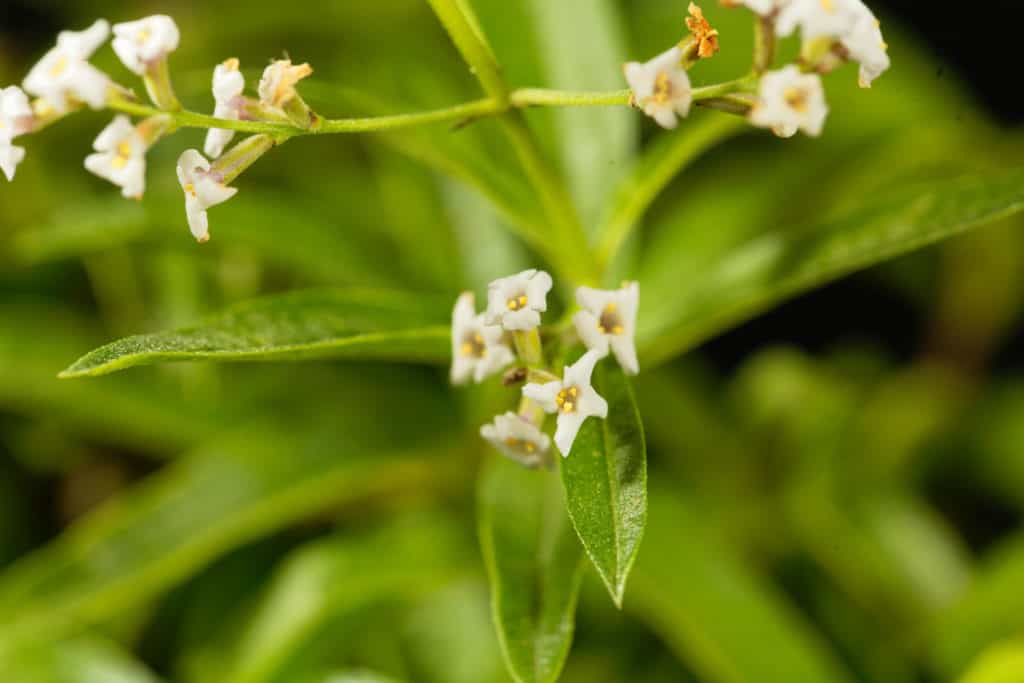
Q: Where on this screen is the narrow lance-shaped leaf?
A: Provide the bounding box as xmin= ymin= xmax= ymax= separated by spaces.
xmin=639 ymin=167 xmax=1024 ymax=366
xmin=61 ymin=288 xmax=451 ymax=378
xmin=562 ymin=360 xmax=647 ymax=607
xmin=478 ymin=457 xmax=585 ymax=683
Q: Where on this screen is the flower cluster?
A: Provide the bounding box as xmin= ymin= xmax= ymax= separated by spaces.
xmin=452 ymin=270 xmax=639 ymax=466
xmin=624 ymin=1 xmax=889 ymax=137
xmin=1 ymin=15 xmax=318 ymax=243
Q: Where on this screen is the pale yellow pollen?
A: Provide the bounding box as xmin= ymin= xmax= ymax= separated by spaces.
xmin=33 ymin=99 xmax=55 ymax=117
xmin=820 ymin=0 xmax=835 ymax=12
xmin=111 ymin=140 xmax=133 ymax=170
xmin=784 ymin=87 xmax=809 ymax=113
xmin=597 ymin=302 xmax=625 ymax=335
xmin=460 ymin=332 xmax=486 ymax=358
xmin=653 ymin=72 xmax=672 ymax=105
xmin=184 ymin=182 xmax=197 ymax=198
xmin=223 ymin=57 xmax=240 ymax=71
xmin=49 ymin=55 xmax=69 ymax=78
xmin=136 ymin=28 xmax=151 ymax=44
xmin=555 ymin=386 xmax=579 ymax=414
xmin=507 ymin=295 xmax=529 ymax=311
xmin=505 ymin=437 xmax=537 ymax=454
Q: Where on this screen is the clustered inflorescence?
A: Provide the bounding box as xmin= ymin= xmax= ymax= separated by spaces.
xmin=0 ymin=15 xmax=317 ymax=242
xmin=626 ymin=0 xmax=889 ymax=135
xmin=452 ymin=271 xmax=639 ymax=468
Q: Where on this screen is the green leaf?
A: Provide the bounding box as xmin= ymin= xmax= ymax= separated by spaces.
xmin=60 ymin=288 xmax=451 ymax=378
xmin=562 ymin=361 xmax=646 ymax=607
xmin=0 ymin=301 xmax=222 ymax=453
xmin=959 ymin=639 xmax=1024 ymax=683
xmin=639 ymin=167 xmax=1024 ymax=367
xmin=4 ymin=637 xmax=160 ymax=683
xmin=221 ymin=515 xmax=467 ymax=683
xmin=0 ymin=377 xmax=460 ymax=659
xmin=519 ymin=0 xmax=635 ymax=228
xmin=630 ymin=491 xmax=855 ymax=683
xmin=596 ymin=112 xmax=746 ymax=265
xmin=478 ymin=457 xmax=586 ymax=683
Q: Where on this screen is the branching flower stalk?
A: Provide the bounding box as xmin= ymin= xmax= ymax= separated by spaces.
xmin=1 ymin=1 xmax=888 ymax=258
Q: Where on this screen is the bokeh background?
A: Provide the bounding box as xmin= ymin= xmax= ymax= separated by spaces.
xmin=1 ymin=1 xmax=1023 ymax=682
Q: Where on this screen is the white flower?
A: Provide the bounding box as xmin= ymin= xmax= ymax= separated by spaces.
xmin=111 ymin=15 xmax=180 ymax=76
xmin=23 ymin=19 xmax=111 ymax=114
xmin=176 ymin=149 xmax=237 ymax=243
xmin=623 ymin=46 xmax=692 ymax=130
xmin=485 ymin=269 xmax=553 ymax=331
xmin=0 ymin=86 xmax=33 ymax=181
xmin=750 ymin=66 xmax=828 ymax=138
xmin=84 ymin=115 xmax=147 ymax=198
xmin=480 ymin=412 xmax=551 ymax=468
xmin=841 ymin=11 xmax=890 ymax=88
xmin=204 ymin=58 xmax=246 ymax=159
xmin=573 ymin=282 xmax=640 ymax=375
xmin=721 ymin=0 xmax=791 ymax=16
xmin=523 ymin=350 xmax=609 ymax=456
xmin=451 ymin=292 xmax=515 ymax=385
xmin=257 ymin=59 xmax=313 ymax=110
xmin=776 ymin=0 xmax=862 ymax=41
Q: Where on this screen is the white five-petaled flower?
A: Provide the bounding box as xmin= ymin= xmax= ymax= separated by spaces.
xmin=840 ymin=10 xmax=890 ymax=88
xmin=480 ymin=412 xmax=551 ymax=469
xmin=23 ymin=19 xmax=111 ymax=114
xmin=573 ymin=282 xmax=640 ymax=375
xmin=258 ymin=59 xmax=313 ymax=110
xmin=112 ymin=15 xmax=180 ymax=75
xmin=623 ymin=46 xmax=692 ymax=130
xmin=721 ymin=0 xmax=791 ymax=16
xmin=204 ymin=58 xmax=246 ymax=159
xmin=776 ymin=0 xmax=889 ymax=87
xmin=524 ymin=350 xmax=609 ymax=456
xmin=450 ymin=292 xmax=515 ymax=385
xmin=84 ymin=115 xmax=147 ymax=198
xmin=485 ymin=269 xmax=553 ymax=331
xmin=0 ymin=86 xmax=33 ymax=181
xmin=750 ymin=66 xmax=828 ymax=138
xmin=176 ymin=149 xmax=237 ymax=243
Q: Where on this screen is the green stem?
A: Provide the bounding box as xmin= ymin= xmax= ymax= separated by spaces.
xmin=511 ymin=89 xmax=632 ymax=108
xmin=425 ymin=0 xmax=596 ymax=284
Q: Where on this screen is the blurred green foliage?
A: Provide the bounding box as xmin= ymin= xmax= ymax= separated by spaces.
xmin=2 ymin=1 xmax=1024 ymax=682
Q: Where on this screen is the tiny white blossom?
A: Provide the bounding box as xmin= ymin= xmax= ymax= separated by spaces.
xmin=523 ymin=350 xmax=609 ymax=456
xmin=841 ymin=11 xmax=890 ymax=87
xmin=451 ymin=292 xmax=515 ymax=385
xmin=257 ymin=59 xmax=313 ymax=110
xmin=485 ymin=269 xmax=553 ymax=331
xmin=23 ymin=20 xmax=111 ymax=114
xmin=480 ymin=412 xmax=551 ymax=468
xmin=176 ymin=149 xmax=237 ymax=243
xmin=573 ymin=282 xmax=640 ymax=375
xmin=84 ymin=115 xmax=147 ymax=198
xmin=204 ymin=58 xmax=246 ymax=159
xmin=0 ymin=86 xmax=33 ymax=181
xmin=776 ymin=0 xmax=862 ymax=41
xmin=623 ymin=46 xmax=692 ymax=130
xmin=112 ymin=15 xmax=180 ymax=76
xmin=721 ymin=0 xmax=791 ymax=16
xmin=750 ymin=66 xmax=828 ymax=138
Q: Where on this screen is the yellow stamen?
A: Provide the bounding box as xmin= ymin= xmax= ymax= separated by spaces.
xmin=820 ymin=0 xmax=835 ymax=11
xmin=556 ymin=386 xmax=579 ymax=414
xmin=507 ymin=295 xmax=529 ymax=311
xmin=598 ymin=303 xmax=625 ymax=335
xmin=784 ymin=87 xmax=809 ymax=113
xmin=653 ymin=72 xmax=672 ymax=105
xmin=49 ymin=55 xmax=69 ymax=78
